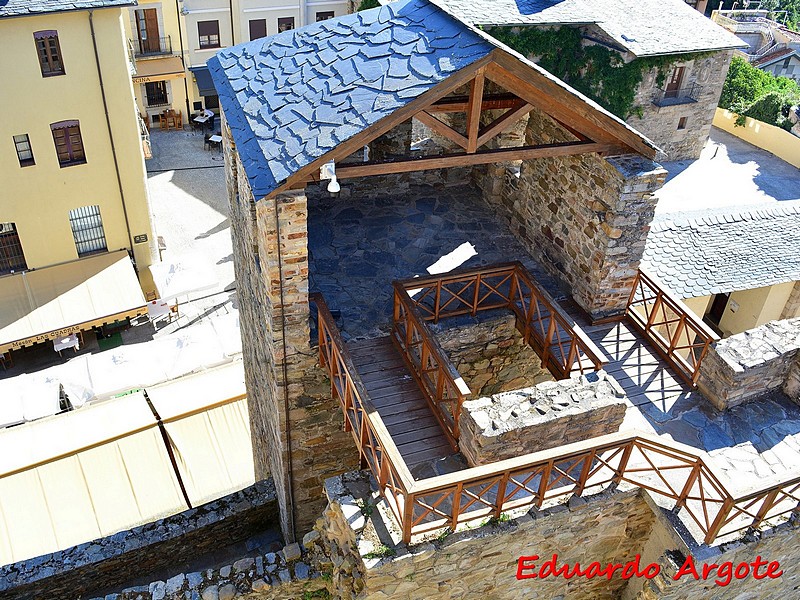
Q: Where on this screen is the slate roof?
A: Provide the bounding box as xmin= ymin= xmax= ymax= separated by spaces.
xmin=0 ymin=0 xmax=134 ymax=18
xmin=434 ymin=0 xmax=746 ymax=57
xmin=209 ymin=0 xmax=658 ymax=201
xmin=754 ymin=47 xmax=799 ymax=68
xmin=208 ymin=0 xmax=495 ymax=199
xmin=641 ymin=204 xmax=800 ymax=299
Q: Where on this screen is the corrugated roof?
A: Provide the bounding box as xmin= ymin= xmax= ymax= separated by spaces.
xmin=435 ymin=0 xmax=746 ymax=56
xmin=209 ymin=0 xmax=659 ymax=201
xmin=642 ymin=204 xmax=800 ymax=299
xmin=0 ymin=0 xmax=134 ymax=18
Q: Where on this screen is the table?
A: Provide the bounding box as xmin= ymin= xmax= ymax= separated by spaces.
xmin=208 ymin=134 xmax=222 ymax=152
xmin=53 ymin=333 xmax=80 ymax=355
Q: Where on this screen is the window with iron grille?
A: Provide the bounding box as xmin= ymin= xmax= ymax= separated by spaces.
xmin=0 ymin=223 xmax=27 ymax=274
xmin=34 ymin=30 xmax=65 ymax=76
xmin=69 ymin=205 xmax=107 ymax=257
xmin=51 ymin=120 xmax=85 ymax=167
xmin=198 ymin=20 xmax=220 ymax=48
xmin=277 ymin=17 xmax=294 ymax=32
xmin=145 ymin=81 xmax=169 ymax=107
xmin=13 ymin=134 xmax=35 ymax=167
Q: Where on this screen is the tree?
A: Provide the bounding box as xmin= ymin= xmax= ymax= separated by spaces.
xmin=358 ymin=0 xmax=381 ymax=10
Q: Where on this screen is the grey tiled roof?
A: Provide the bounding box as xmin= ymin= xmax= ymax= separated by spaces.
xmin=0 ymin=0 xmax=134 ymax=18
xmin=209 ymin=0 xmax=659 ymax=201
xmin=208 ymin=0 xmax=494 ymax=200
xmin=642 ymin=205 xmax=800 ymax=299
xmin=435 ymin=0 xmax=746 ymax=56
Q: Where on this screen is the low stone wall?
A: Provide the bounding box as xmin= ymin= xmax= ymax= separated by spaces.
xmin=697 ymin=318 xmax=800 ymax=410
xmin=0 ymin=481 xmax=279 ymax=600
xmin=458 ymin=371 xmax=627 ymax=465
xmin=431 ymin=314 xmax=554 ymax=397
xmin=88 ymin=543 xmax=325 ymax=600
xmin=311 ymin=472 xmax=658 ymax=600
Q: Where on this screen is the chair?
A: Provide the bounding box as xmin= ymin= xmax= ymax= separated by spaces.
xmin=191 ymin=114 xmax=203 ymax=134
xmin=207 ymin=114 xmax=215 ymax=131
xmin=204 ymin=133 xmax=212 ymax=151
xmin=159 ymin=111 xmax=169 ymax=130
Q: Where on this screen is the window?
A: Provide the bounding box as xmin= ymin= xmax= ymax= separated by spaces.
xmin=677 ymin=117 xmax=688 ymax=130
xmin=664 ymin=66 xmax=685 ymax=99
xmin=69 ymin=205 xmax=107 ymax=257
xmin=34 ymin=30 xmax=64 ymax=76
xmin=204 ymin=94 xmax=219 ymax=109
xmin=249 ymin=19 xmax=267 ymax=41
xmin=51 ymin=121 xmax=85 ymax=167
xmin=277 ymin=17 xmax=295 ymax=33
xmin=783 ymin=57 xmax=792 ymax=70
xmin=316 ymin=11 xmax=335 ymax=22
xmin=144 ymin=81 xmax=169 ymax=107
xmin=198 ymin=20 xmax=220 ymax=49
xmin=13 ymin=134 xmax=35 ymax=167
xmin=193 ymin=101 xmax=203 ymax=112
xmin=0 ymin=223 xmax=27 ymax=274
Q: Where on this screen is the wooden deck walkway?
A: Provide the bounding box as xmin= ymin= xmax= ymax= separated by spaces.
xmin=583 ymin=320 xmax=691 ymax=411
xmin=347 ymin=337 xmax=454 ymax=471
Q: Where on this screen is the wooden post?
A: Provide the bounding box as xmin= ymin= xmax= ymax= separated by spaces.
xmin=704 ymin=497 xmax=734 ymax=544
xmin=495 ymin=472 xmax=509 ymax=519
xmin=472 ymin=273 xmax=481 ymax=316
xmin=537 ymin=461 xmax=553 ymax=508
xmin=751 ymin=489 xmax=780 ymax=530
xmin=466 ymin=71 xmax=486 ymax=154
xmin=674 ymin=462 xmax=701 ymax=511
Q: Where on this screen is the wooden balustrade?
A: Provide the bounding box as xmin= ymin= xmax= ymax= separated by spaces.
xmin=626 ymin=269 xmax=720 ymax=386
xmin=312 ymin=291 xmax=799 ymax=548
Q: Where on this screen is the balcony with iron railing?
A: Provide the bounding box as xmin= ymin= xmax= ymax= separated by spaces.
xmin=652 ymin=82 xmax=703 ymax=107
xmin=130 ymin=35 xmax=173 ymax=58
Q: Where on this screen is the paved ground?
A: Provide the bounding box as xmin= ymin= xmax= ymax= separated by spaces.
xmin=654 ymin=127 xmax=800 ymax=218
xmin=308 ymin=183 xmax=563 ymax=340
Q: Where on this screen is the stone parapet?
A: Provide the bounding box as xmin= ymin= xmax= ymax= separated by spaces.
xmin=697 ymin=318 xmax=800 ymax=410
xmin=430 ymin=313 xmax=553 ymax=397
xmin=458 ymin=371 xmax=627 ymax=466
xmin=0 ymin=480 xmax=278 ymax=600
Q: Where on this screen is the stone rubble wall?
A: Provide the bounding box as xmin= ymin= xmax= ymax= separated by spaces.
xmin=697 ymin=317 xmax=800 ymax=410
xmin=87 ymin=543 xmax=326 ymax=600
xmin=430 ymin=314 xmax=554 ymax=398
xmin=312 ymin=472 xmax=658 ymax=600
xmin=636 ymin=518 xmax=800 ymax=599
xmin=224 ymin=121 xmax=358 ymax=543
xmin=0 ymin=481 xmax=278 ymax=600
xmin=458 ymin=371 xmax=627 ymax=466
xmin=478 ymin=106 xmax=666 ymax=319
xmin=627 ymin=51 xmax=734 ymax=161
xmin=780 ymin=281 xmax=800 ymax=320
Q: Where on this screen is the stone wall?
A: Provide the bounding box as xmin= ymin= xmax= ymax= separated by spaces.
xmin=0 ymin=481 xmax=278 ymax=600
xmin=481 ymin=106 xmax=666 ymax=319
xmin=628 ymin=51 xmax=734 ymax=161
xmin=223 ymin=117 xmax=358 ymax=543
xmin=780 ymin=281 xmax=800 ymax=320
xmin=696 ymin=317 xmax=800 ymax=410
xmin=430 ymin=314 xmax=553 ymax=397
xmin=312 ymin=472 xmax=658 ymax=600
xmin=86 ymin=542 xmax=326 ymax=600
xmin=458 ymin=371 xmax=627 ymax=466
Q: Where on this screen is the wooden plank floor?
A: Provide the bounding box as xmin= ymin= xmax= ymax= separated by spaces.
xmin=347 ymin=336 xmax=454 ymax=471
xmin=582 ymin=320 xmax=691 ymax=412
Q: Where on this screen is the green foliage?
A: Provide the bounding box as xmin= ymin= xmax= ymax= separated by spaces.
xmin=720 ymin=56 xmax=800 ymax=128
xmin=355 ymin=498 xmax=374 ymax=517
xmin=486 ymin=27 xmax=711 ymax=119
xmin=363 ymin=544 xmax=397 ymax=559
xmin=358 ymin=0 xmax=381 ymax=10
xmin=302 ymin=590 xmax=331 ymax=600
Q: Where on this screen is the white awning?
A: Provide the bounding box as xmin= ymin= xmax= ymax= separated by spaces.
xmin=0 ymin=363 xmax=253 ymax=566
xmin=0 ymin=251 xmax=147 ymax=354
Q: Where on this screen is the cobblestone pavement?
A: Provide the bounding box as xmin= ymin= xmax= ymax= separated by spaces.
xmin=307 ymin=182 xmax=563 ymax=341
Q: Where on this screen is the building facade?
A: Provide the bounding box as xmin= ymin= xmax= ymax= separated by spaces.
xmin=124 ymin=0 xmax=350 ymax=128
xmin=0 ymin=0 xmax=157 ymax=283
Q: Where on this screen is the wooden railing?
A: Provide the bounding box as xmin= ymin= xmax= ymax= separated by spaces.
xmin=626 ymin=269 xmax=720 ymax=386
xmin=392 ymin=286 xmax=470 ymax=448
xmin=395 ymin=262 xmax=605 ymax=379
xmin=313 ymin=293 xmax=800 ymax=547
xmin=311 ymin=294 xmax=414 ymax=529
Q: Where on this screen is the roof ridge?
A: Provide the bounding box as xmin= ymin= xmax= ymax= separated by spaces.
xmin=651 ymin=202 xmax=800 ymax=231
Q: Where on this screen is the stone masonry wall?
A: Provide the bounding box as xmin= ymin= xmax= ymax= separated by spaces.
xmin=484 ymin=106 xmax=666 ymax=319
xmin=628 ymin=51 xmax=734 ymax=161
xmin=223 ymin=118 xmax=358 ymax=543
xmin=697 ymin=317 xmax=800 ymax=410
xmin=458 ymin=371 xmax=627 ymax=466
xmin=312 ymin=472 xmax=658 ymax=600
xmin=431 ymin=314 xmax=553 ymax=398
xmin=780 ymin=281 xmax=800 ymax=320
xmin=0 ymin=481 xmax=278 ymax=600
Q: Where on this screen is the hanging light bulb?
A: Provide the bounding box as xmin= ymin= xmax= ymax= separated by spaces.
xmin=327 ymin=174 xmax=340 ymax=194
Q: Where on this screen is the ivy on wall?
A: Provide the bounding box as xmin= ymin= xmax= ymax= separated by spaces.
xmin=486 ymin=26 xmax=712 ymax=119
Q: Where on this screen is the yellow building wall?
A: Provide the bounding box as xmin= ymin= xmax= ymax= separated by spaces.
xmin=0 ymin=9 xmax=156 ymax=286
xmin=716 ymin=281 xmax=797 ymax=335
xmin=713 ymin=108 xmax=800 ymax=169
xmin=681 ymin=295 xmax=712 ymax=321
